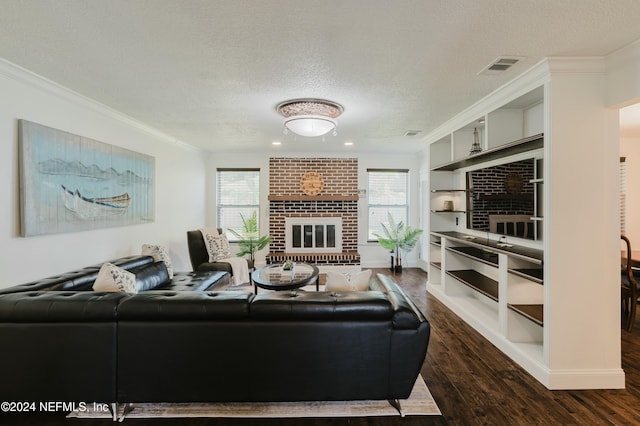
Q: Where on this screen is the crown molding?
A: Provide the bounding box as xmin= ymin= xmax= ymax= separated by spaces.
xmin=0 ymin=58 xmax=204 ymax=154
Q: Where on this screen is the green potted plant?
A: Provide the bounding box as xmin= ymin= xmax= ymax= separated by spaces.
xmin=373 ymin=212 xmax=423 ymax=272
xmin=227 ymin=212 xmax=272 ymax=264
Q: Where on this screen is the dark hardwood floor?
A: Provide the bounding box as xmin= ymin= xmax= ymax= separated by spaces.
xmin=3 ymin=267 xmax=640 ymax=425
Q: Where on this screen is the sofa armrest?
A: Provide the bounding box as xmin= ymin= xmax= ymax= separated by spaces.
xmin=159 ymin=271 xmax=230 ymax=291
xmin=195 ymin=261 xmax=233 ymax=274
xmin=195 ymin=260 xmax=255 ymax=275
xmin=371 ymin=273 xmax=428 ymax=329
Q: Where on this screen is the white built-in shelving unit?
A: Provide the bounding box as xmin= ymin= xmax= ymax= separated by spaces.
xmin=424 ymin=59 xmax=625 ymax=390
xmin=428 ymin=97 xmax=547 ymax=379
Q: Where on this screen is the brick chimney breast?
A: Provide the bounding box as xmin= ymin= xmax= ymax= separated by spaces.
xmin=267 ymin=158 xmax=360 ymax=266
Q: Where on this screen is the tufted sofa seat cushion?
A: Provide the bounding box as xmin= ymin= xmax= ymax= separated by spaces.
xmin=249 ymin=290 xmax=393 ymax=321
xmin=0 ymin=256 xmax=230 ymax=296
xmin=117 ymin=291 xmax=252 ymax=320
xmin=0 ymin=291 xmax=127 ymax=322
xmin=0 ymin=255 xmax=155 ymax=294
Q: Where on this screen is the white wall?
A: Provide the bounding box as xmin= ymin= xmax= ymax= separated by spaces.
xmin=0 ymin=60 xmax=208 ymax=288
xmin=207 ymin=151 xmax=421 ymax=268
xmin=543 ymin=61 xmax=622 ymax=387
xmin=607 ymin=38 xmax=640 ymax=108
xmin=357 ymin=153 xmax=422 ymax=268
xmin=621 ymin=136 xmax=640 ymax=244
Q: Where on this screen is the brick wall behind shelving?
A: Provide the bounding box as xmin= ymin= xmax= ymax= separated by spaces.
xmin=469 ymin=160 xmax=534 ymax=231
xmin=268 ymin=158 xmax=359 ymax=264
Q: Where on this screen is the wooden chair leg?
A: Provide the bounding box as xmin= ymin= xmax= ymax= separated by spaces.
xmin=622 ymin=293 xmax=635 ymax=332
xmin=629 ymin=297 xmax=637 ymax=332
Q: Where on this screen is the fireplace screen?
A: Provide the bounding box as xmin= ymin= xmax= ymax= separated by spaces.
xmin=285 ymin=217 xmax=342 ymax=253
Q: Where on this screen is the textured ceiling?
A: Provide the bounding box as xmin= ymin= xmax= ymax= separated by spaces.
xmin=2 ymin=0 xmax=640 ymax=153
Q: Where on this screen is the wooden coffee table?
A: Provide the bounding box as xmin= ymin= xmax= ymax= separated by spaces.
xmin=251 ymin=263 xmax=319 ymax=294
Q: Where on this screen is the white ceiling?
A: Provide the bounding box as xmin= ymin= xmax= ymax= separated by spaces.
xmin=2 ymin=0 xmax=640 ymax=154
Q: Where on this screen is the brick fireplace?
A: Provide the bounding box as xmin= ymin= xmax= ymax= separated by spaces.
xmin=267 ymin=158 xmax=360 ymax=266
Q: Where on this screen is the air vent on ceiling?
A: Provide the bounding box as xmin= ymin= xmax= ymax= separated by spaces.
xmin=479 ymin=57 xmax=524 ymax=75
xmin=404 ymin=130 xmax=422 ymax=137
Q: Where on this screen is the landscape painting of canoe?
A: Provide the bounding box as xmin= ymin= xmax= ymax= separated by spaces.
xmin=19 ymin=120 xmax=155 ymax=236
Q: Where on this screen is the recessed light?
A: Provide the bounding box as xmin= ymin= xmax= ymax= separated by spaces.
xmin=403 ymin=130 xmax=422 ymax=137
xmin=344 ymin=141 xmax=354 ymax=146
xmin=272 ymin=141 xmax=282 ymax=146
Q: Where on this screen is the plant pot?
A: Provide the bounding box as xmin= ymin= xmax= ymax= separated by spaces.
xmin=394 ymin=257 xmax=402 ymax=273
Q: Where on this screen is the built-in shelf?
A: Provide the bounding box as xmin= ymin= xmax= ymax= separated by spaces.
xmin=432 ymin=231 xmax=543 ymax=264
xmin=430 ymin=261 xmax=442 ymax=270
xmin=432 ymin=133 xmax=544 ymax=171
xmin=431 ymin=210 xmax=466 ymax=213
xmin=508 ymin=304 xmax=544 ymax=326
xmin=447 ymin=270 xmax=499 ymax=301
xmin=447 ymin=246 xmax=499 ymax=267
xmin=509 ymin=268 xmax=543 ymax=284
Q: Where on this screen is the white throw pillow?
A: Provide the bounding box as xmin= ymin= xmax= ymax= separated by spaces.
xmin=141 ymin=244 xmax=174 ymax=278
xmin=93 ymin=262 xmax=137 ymax=293
xmin=350 ymin=269 xmax=372 ymax=291
xmin=325 ymin=271 xmax=352 ymax=292
xmin=203 ymin=234 xmax=232 ymax=262
xmin=325 ymin=270 xmax=372 ymax=292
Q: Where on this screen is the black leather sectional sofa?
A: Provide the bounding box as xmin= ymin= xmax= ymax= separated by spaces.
xmin=0 ymin=255 xmax=430 ymax=412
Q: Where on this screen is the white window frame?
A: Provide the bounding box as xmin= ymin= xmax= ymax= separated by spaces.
xmin=367 ymin=169 xmax=409 ymax=242
xmin=216 ymin=168 xmax=261 ymax=241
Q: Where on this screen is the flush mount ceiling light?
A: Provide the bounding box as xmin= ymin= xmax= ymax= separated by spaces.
xmin=276 ymin=99 xmax=344 ymax=138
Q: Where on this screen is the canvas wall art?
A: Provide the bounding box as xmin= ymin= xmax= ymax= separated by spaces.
xmin=19 ymin=120 xmax=155 ymax=236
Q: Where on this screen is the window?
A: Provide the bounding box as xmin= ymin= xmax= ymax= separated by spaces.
xmin=367 ymin=169 xmax=409 ymax=241
xmin=217 ymin=168 xmax=260 ymax=240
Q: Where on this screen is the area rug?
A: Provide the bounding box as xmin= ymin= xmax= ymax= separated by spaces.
xmin=67 ymin=375 xmax=440 ymax=420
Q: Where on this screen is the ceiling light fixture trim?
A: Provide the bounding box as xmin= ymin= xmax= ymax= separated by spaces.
xmin=277 ymin=98 xmax=344 ymax=137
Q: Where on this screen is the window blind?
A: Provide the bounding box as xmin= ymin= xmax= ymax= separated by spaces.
xmin=216 ymin=169 xmax=260 ymax=239
xmin=367 ymin=169 xmax=409 ymax=240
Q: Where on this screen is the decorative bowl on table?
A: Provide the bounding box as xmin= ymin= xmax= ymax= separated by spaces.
xmin=280 ymin=260 xmax=295 ymax=279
